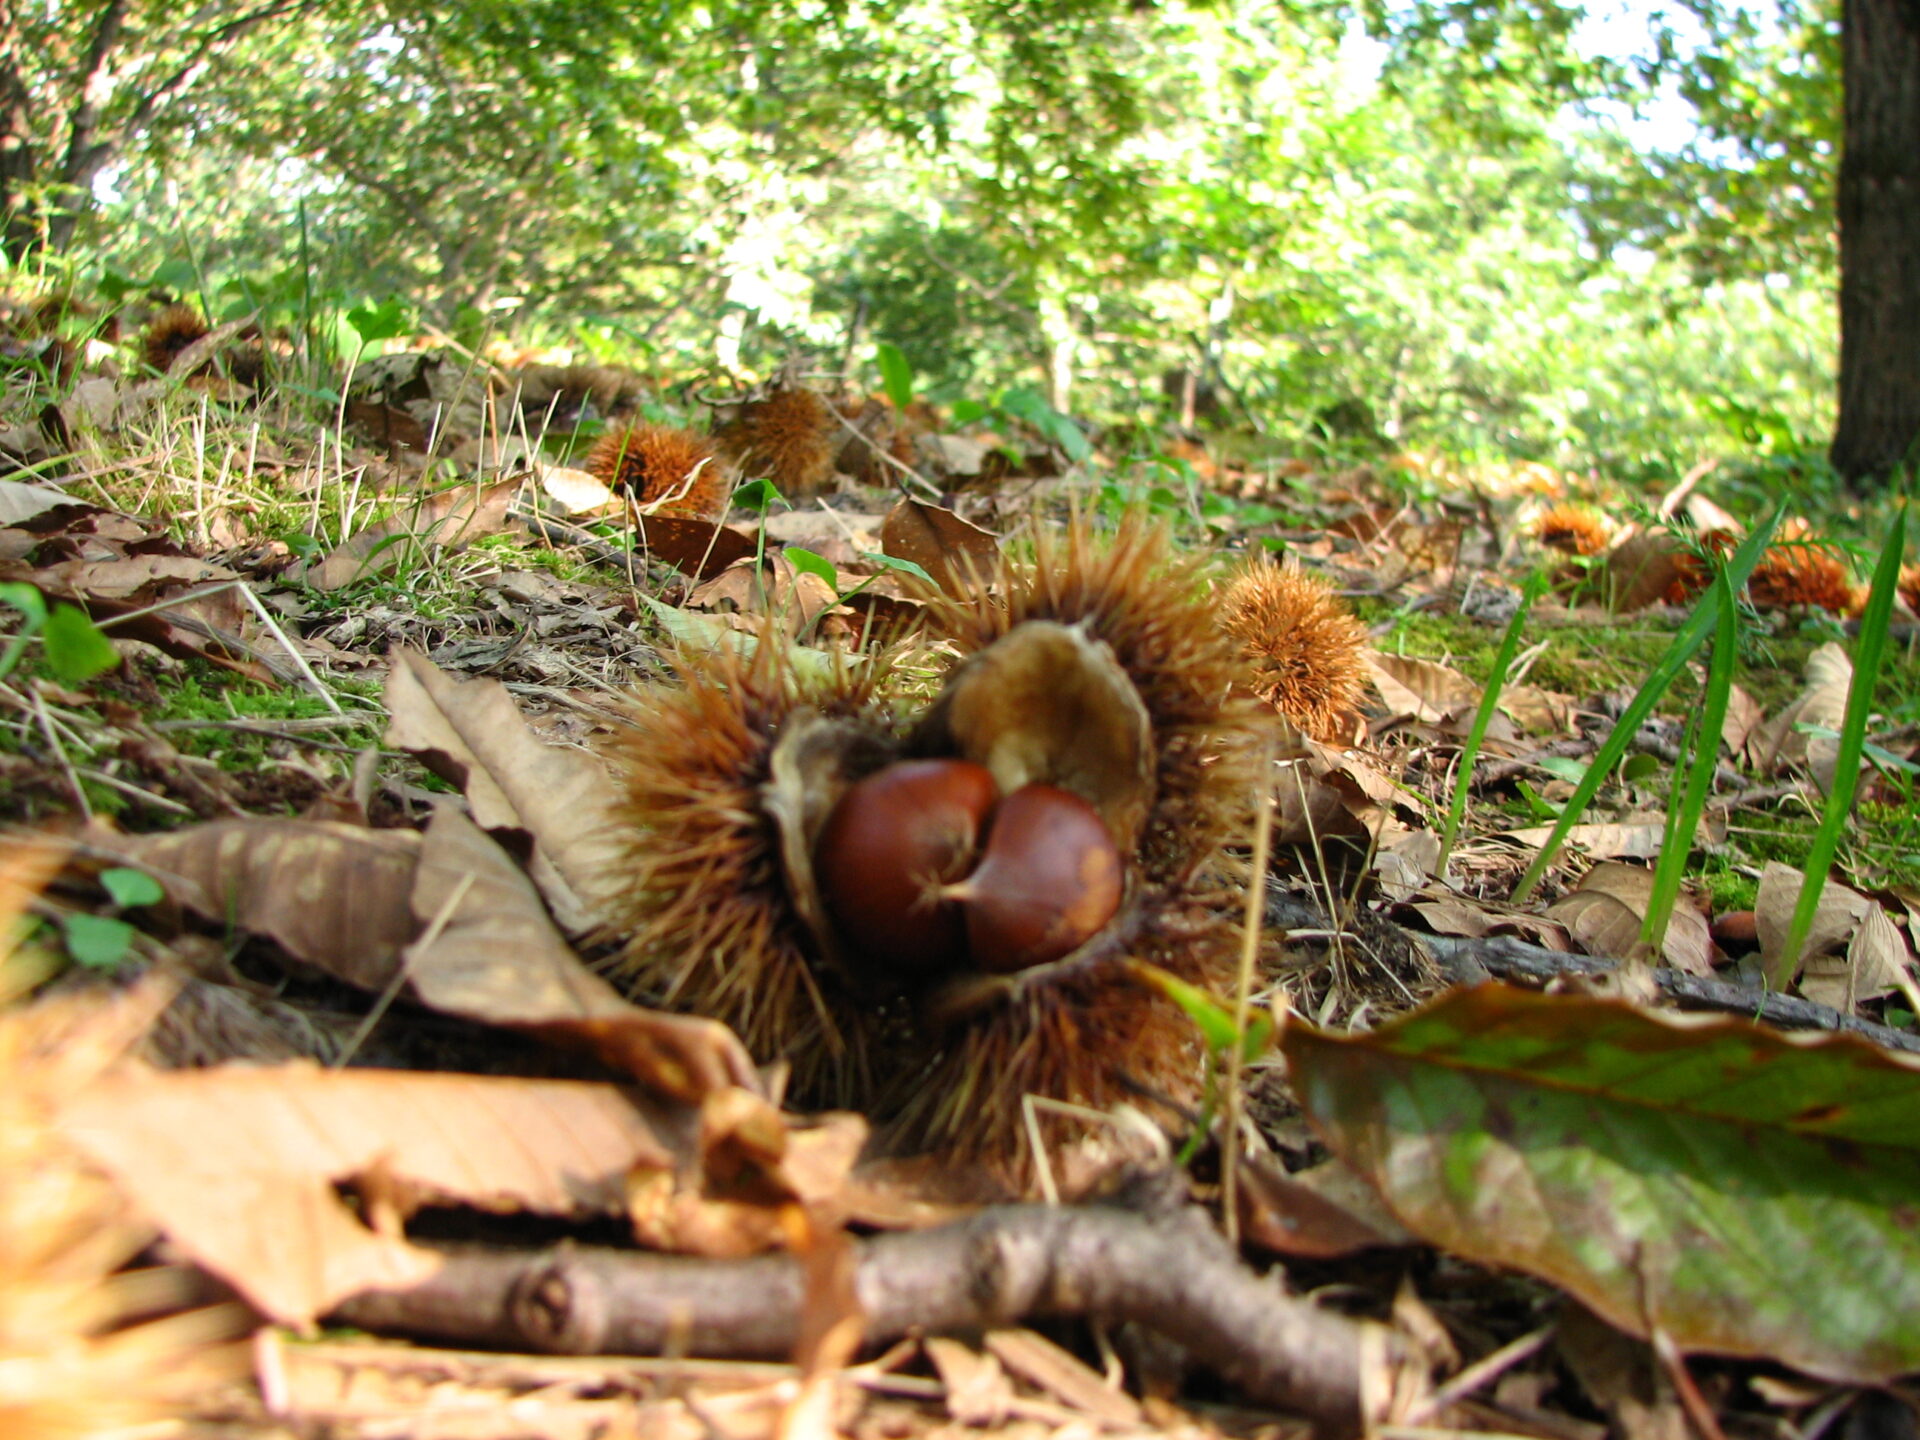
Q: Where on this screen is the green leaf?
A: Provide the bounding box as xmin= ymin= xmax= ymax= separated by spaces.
xmin=857 ymin=551 xmax=936 ymax=586
xmin=1283 ymin=983 xmax=1920 ymax=1381
xmin=0 ymin=581 xmax=48 ymax=625
xmin=874 ymin=342 xmax=914 ymax=410
xmin=345 ymin=297 xmax=410 ymax=344
xmin=784 ymin=546 xmax=838 ymax=592
xmin=1536 ymin=756 xmax=1589 ymax=783
xmin=1619 ymin=752 xmax=1663 ymax=784
xmin=732 ymin=478 xmax=784 ymax=513
xmin=950 ymin=398 xmax=988 ymax=425
xmin=99 ymin=867 xmax=165 ymax=910
xmin=41 ymin=603 xmax=119 ymax=683
xmin=1130 ymin=961 xmax=1272 ymax=1061
xmin=61 ymin=913 xmax=137 ymax=971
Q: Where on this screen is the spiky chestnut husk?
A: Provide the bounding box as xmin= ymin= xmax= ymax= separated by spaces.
xmin=718 ymin=384 xmax=836 ymax=497
xmin=1533 ymin=502 xmax=1611 ymax=557
xmin=598 ymin=640 xmax=897 ymax=1104
xmin=587 ymin=422 xmax=732 ymax=522
xmin=1216 ymin=562 xmax=1371 ymax=745
xmin=891 ymin=515 xmax=1274 ymax=1162
xmin=141 ymin=304 xmax=210 ymax=375
xmin=916 ymin=514 xmax=1270 ymax=890
xmin=1747 ymin=527 xmax=1854 ymax=614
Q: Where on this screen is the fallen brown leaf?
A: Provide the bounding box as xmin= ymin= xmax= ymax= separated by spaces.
xmin=879 ymin=499 xmax=998 ymax=595
xmin=383 ymin=646 xmax=625 ymax=933
xmin=57 ymin=1063 xmax=684 ymax=1329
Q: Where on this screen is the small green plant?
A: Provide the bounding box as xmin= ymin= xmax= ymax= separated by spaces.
xmin=59 ymin=866 xmax=164 ymax=972
xmin=0 ymin=584 xmax=120 ymax=684
xmin=1639 ymin=563 xmax=1738 ymax=960
xmin=1511 ymin=508 xmax=1785 ymax=906
xmin=1128 ymin=959 xmax=1273 ymax=1167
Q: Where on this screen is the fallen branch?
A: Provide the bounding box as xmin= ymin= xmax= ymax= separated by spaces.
xmin=330 ymin=1203 xmax=1404 ymax=1437
xmin=1420 ymin=930 xmax=1920 ymax=1055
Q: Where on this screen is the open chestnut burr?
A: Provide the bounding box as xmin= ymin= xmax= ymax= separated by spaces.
xmin=600 ymin=513 xmax=1273 ymax=1171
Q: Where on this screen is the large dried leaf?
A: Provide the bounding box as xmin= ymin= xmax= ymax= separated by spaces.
xmin=397 ymin=807 xmax=759 ymax=1102
xmin=110 ymin=819 xmax=422 ymax=986
xmin=383 ymin=647 xmax=625 ymax=932
xmin=1282 ymin=983 xmax=1920 ymax=1381
xmin=880 ymin=499 xmax=998 ymax=595
xmin=1750 ymin=643 xmax=1851 ymax=785
xmin=1754 ymin=860 xmax=1878 ymax=989
xmin=1364 ymin=653 xmax=1478 ymax=723
xmin=58 ymin=1064 xmax=681 ymax=1329
xmin=1545 ymin=861 xmax=1712 ymax=974
xmin=633 ymin=512 xmax=758 ymax=580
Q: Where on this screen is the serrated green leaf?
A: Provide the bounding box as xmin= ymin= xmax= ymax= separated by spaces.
xmin=62 ymin=913 xmax=137 ymax=970
xmin=1282 ymin=983 xmax=1920 ymax=1381
xmin=874 ymin=342 xmax=914 ymax=410
xmin=42 ymin=602 xmax=119 ymax=683
xmin=100 ymin=867 xmax=165 ymax=909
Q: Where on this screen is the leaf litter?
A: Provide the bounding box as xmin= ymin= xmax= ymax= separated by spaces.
xmin=2 ymin=342 xmax=1919 ymax=1439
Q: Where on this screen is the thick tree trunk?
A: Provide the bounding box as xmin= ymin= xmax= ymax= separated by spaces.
xmin=1829 ymin=0 xmax=1920 ymax=484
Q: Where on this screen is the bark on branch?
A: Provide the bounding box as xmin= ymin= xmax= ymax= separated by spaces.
xmin=330 ymin=1203 xmax=1402 ymax=1437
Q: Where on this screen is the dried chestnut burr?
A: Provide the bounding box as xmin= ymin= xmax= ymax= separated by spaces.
xmin=600 ymin=513 xmax=1274 ymax=1172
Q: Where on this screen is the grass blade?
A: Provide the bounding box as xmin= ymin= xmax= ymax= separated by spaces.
xmin=1438 ymin=571 xmax=1543 ymax=873
xmin=1511 ymin=508 xmax=1784 ymax=905
xmin=1638 ymin=563 xmax=1737 ymax=959
xmin=1772 ymin=502 xmax=1910 ymax=988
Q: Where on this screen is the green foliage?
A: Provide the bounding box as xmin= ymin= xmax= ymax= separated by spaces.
xmin=1285 ymin=983 xmax=1920 ymax=1380
xmin=0 ymin=585 xmax=119 ymax=684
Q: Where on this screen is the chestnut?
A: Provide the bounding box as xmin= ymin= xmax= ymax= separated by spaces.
xmin=949 ymin=783 xmax=1123 ymax=973
xmin=813 ymin=759 xmax=999 ymax=977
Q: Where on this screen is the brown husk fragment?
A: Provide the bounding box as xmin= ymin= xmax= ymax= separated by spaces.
xmin=599 ymin=640 xmax=900 ymax=1105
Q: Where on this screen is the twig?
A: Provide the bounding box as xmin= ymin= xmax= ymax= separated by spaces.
xmin=1418 ymin=930 xmax=1920 ymax=1054
xmin=331 ymin=1203 xmax=1402 ymax=1436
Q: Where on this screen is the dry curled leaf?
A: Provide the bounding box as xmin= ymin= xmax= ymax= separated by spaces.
xmin=383 ymin=646 xmax=626 ymax=932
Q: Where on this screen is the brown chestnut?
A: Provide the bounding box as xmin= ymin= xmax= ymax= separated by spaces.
xmin=949 ymin=783 xmax=1123 ymax=973
xmin=813 ymin=759 xmax=999 ymax=977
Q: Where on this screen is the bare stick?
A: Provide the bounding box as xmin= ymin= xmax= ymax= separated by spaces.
xmin=331 ymin=1203 xmax=1402 ymax=1436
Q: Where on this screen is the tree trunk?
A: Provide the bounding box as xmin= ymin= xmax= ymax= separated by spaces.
xmin=0 ymin=0 xmax=42 ymax=258
xmin=1829 ymin=0 xmax=1920 ymax=484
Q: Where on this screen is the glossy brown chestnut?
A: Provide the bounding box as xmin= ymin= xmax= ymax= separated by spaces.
xmin=951 ymin=783 xmax=1123 ymax=973
xmin=813 ymin=758 xmax=999 ymax=976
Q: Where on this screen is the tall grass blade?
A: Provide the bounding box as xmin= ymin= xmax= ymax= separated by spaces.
xmin=1438 ymin=571 xmax=1543 ymax=873
xmin=1772 ymin=502 xmax=1910 ymax=988
xmin=1511 ymin=508 xmax=1785 ymax=905
xmin=1638 ymin=564 xmax=1737 ymax=959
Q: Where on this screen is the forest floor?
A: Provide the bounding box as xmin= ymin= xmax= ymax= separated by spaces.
xmin=3 ymin=325 xmax=1919 ymax=1440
